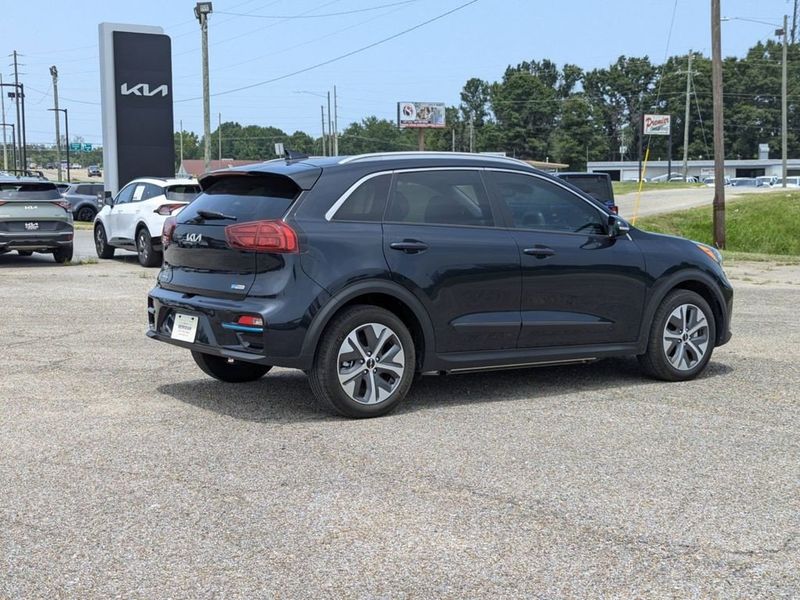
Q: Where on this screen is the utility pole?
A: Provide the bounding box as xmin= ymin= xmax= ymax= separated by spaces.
xmin=326 ymin=91 xmax=332 ymax=156
xmin=711 ymin=0 xmax=726 ymax=248
xmin=682 ymin=51 xmax=693 ymax=179
xmin=11 ymin=51 xmax=24 ymax=171
xmin=333 ymin=85 xmax=339 ymax=156
xmin=50 ymin=66 xmax=62 ymax=182
xmin=451 ymin=127 xmax=455 ymax=152
xmin=781 ymin=14 xmax=788 ymax=187
xmin=218 ymin=112 xmax=222 ymax=160
xmin=0 ymin=74 xmax=6 ymax=171
xmin=469 ymin=113 xmax=474 ymax=153
xmin=320 ymin=105 xmax=327 ymax=156
xmin=194 ymin=3 xmax=213 ymax=174
xmin=792 ymin=0 xmax=798 ymax=44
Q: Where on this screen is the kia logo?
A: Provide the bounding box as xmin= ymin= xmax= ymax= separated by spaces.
xmin=185 ymin=233 xmax=202 ymax=244
xmin=120 ymin=83 xmax=169 ymax=97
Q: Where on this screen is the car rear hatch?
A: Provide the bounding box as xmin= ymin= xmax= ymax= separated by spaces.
xmin=0 ymin=182 xmax=72 ymax=232
xmin=161 ymin=171 xmax=310 ymax=299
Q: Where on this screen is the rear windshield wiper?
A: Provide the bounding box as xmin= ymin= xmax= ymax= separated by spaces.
xmin=189 ymin=209 xmax=238 ymax=222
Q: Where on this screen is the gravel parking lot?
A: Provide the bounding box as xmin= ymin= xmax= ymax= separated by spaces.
xmin=1 ymin=256 xmax=799 ymax=598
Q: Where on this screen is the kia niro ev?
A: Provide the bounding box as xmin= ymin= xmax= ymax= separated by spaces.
xmin=147 ymin=153 xmax=733 ymax=418
xmin=0 ymin=178 xmax=74 ymax=262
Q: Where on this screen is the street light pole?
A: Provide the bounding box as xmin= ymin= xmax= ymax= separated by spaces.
xmin=48 ymin=108 xmax=69 ymax=181
xmin=50 ymin=66 xmax=62 ymax=182
xmin=195 ymin=2 xmax=213 ymax=174
xmin=711 ymin=0 xmax=726 ymax=248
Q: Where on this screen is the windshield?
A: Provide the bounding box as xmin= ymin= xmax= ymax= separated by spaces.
xmin=559 ymin=175 xmax=612 ymax=201
xmin=165 ymin=184 xmax=201 ymax=202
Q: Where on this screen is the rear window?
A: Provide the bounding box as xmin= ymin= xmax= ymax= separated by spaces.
xmin=0 ymin=182 xmax=61 ymax=201
xmin=179 ymin=175 xmax=300 ymax=224
xmin=165 ymin=184 xmax=201 ymax=202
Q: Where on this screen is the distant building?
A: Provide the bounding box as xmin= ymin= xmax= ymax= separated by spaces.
xmin=177 ymin=159 xmax=262 ymax=178
xmin=587 ymin=158 xmax=800 ymax=181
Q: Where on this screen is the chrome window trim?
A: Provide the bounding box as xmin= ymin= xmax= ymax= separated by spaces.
xmin=338 ymin=151 xmax=530 ymax=168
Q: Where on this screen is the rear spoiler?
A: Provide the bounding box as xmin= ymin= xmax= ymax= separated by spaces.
xmin=199 ymin=162 xmax=322 ymax=191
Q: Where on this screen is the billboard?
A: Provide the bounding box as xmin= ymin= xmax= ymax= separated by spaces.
xmin=99 ymin=23 xmax=175 ymax=194
xmin=644 ymin=114 xmax=671 ymax=136
xmin=397 ymin=102 xmax=446 ymax=128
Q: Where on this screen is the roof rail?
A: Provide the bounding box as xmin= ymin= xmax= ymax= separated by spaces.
xmin=338 ymin=151 xmax=530 ymax=167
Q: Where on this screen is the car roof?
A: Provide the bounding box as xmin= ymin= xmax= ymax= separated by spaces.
xmin=202 ymin=152 xmax=540 ymax=190
xmin=555 ymin=172 xmax=609 ymax=178
xmin=126 ymin=177 xmax=199 ymax=187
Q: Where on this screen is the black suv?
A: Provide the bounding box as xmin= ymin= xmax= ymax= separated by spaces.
xmin=147 ymin=153 xmax=733 ymax=418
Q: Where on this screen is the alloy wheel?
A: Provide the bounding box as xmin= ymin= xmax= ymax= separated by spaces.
xmin=336 ymin=322 xmax=405 ymax=405
xmin=662 ymin=303 xmax=709 ymax=371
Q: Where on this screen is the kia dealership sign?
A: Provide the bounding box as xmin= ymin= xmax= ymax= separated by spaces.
xmin=99 ymin=23 xmax=175 ymax=194
xmin=644 ymin=114 xmax=671 ymax=136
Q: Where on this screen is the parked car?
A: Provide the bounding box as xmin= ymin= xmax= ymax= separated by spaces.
xmin=94 ymin=177 xmax=201 ymax=267
xmin=703 ymin=176 xmax=731 ymax=187
xmin=669 ymin=175 xmax=699 ymax=183
xmin=649 ymin=173 xmax=685 ymax=183
xmin=755 ymin=175 xmax=777 ymax=187
xmin=62 ymin=182 xmax=105 ymax=221
xmin=0 ymin=178 xmax=74 ymax=262
xmin=145 ymin=152 xmax=734 ymax=418
xmin=87 ymin=165 xmax=102 ymax=177
xmin=554 ymin=172 xmax=618 ymax=213
xmin=779 ymin=176 xmax=800 ymax=187
xmin=730 ymin=177 xmax=761 ymax=187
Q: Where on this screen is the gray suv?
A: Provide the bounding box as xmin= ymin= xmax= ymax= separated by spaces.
xmin=63 ymin=182 xmax=105 ymax=221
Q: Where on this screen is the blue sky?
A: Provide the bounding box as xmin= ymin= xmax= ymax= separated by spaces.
xmin=2 ymin=0 xmax=794 ymax=146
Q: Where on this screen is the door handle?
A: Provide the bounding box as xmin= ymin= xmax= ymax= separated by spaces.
xmin=390 ymin=240 xmax=429 ymax=253
xmin=523 ymin=246 xmax=556 ymax=258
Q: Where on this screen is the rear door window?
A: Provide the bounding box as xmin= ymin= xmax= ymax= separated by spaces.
xmin=331 ymin=174 xmax=390 ymax=222
xmin=386 ymin=170 xmax=494 ymax=227
xmin=76 ymin=184 xmax=91 ymax=195
xmin=178 ymin=174 xmax=301 ymax=224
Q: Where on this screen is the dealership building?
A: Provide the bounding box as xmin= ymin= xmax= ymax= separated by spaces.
xmin=587 ymin=146 xmax=800 ymax=181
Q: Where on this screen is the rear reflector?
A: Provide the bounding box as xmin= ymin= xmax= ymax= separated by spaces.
xmin=237 ymin=315 xmax=264 ymax=327
xmin=162 ymin=216 xmax=177 ymax=249
xmin=225 ymin=220 xmax=298 ymax=253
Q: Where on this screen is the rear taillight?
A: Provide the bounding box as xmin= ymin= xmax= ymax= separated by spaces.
xmin=0 ymin=201 xmax=6 ymax=207
xmin=610 ymin=205 xmax=619 ymax=214
xmin=225 ymin=220 xmax=298 ymax=253
xmin=162 ymin=216 xmax=177 ymax=249
xmin=51 ymin=200 xmax=71 ymax=211
xmin=155 ymin=203 xmax=185 ymax=216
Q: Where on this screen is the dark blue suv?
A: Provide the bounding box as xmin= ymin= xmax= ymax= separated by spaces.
xmin=147 ymin=152 xmax=733 ymax=418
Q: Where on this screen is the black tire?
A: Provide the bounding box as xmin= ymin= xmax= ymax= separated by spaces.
xmin=76 ymin=206 xmax=97 ymax=222
xmin=309 ymin=305 xmax=416 ymax=418
xmin=53 ymin=244 xmax=73 ymax=264
xmin=136 ymin=227 xmax=162 ymax=268
xmin=17 ymin=250 xmax=33 ymax=256
xmin=191 ymin=351 xmax=272 ymax=383
xmin=95 ymin=223 xmax=115 ymax=259
xmin=638 ymin=289 xmax=716 ymax=381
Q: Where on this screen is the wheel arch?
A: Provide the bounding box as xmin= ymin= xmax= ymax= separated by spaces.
xmin=301 ymin=280 xmax=435 ymax=372
xmin=639 ymin=270 xmax=729 ymax=350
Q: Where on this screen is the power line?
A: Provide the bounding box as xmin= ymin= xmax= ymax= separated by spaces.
xmin=175 ymin=0 xmax=481 ymax=103
xmin=216 ymin=1 xmax=417 ymax=19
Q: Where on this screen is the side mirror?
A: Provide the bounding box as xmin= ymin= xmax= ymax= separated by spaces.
xmin=103 ymin=191 xmax=113 ymax=206
xmin=608 ymin=214 xmax=630 ymax=237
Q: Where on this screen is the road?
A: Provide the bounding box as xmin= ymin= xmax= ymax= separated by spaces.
xmin=1 ymin=257 xmax=798 ymax=597
xmin=616 ymin=185 xmax=775 ymax=220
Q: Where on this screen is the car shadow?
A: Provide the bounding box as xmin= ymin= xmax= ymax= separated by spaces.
xmin=158 ymin=357 xmax=735 ymax=424
xmin=0 ymin=253 xmax=63 ymax=268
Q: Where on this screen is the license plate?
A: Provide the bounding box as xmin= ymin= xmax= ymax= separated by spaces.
xmin=171 ymin=313 xmax=199 ymax=343
xmin=24 ymin=222 xmax=39 ymax=231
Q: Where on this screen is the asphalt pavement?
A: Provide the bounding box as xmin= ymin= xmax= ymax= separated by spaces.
xmin=1 ymin=257 xmax=798 ymax=598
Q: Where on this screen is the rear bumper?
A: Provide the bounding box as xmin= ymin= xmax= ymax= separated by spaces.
xmin=146 ymin=284 xmax=321 ymax=369
xmin=0 ymin=230 xmax=73 ymax=250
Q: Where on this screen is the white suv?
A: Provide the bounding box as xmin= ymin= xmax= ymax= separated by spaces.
xmin=94 ymin=177 xmax=200 ymax=267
